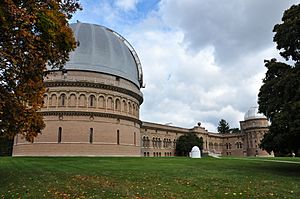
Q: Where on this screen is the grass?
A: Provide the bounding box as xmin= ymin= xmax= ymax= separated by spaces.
xmin=0 ymin=157 xmax=300 ymax=199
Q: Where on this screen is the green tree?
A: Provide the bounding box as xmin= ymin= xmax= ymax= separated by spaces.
xmin=217 ymin=119 xmax=230 ymax=134
xmin=175 ymin=132 xmax=203 ymax=156
xmin=0 ymin=0 xmax=81 ymax=142
xmin=258 ymin=4 xmax=300 ymax=155
xmin=229 ymin=128 xmax=241 ymax=134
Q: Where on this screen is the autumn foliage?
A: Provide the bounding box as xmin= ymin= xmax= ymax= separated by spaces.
xmin=0 ymin=0 xmax=81 ymax=141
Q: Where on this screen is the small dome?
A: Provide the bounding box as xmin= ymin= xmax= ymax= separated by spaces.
xmin=244 ymin=107 xmax=266 ymax=120
xmin=65 ymin=22 xmax=143 ymax=88
xmin=191 ymin=146 xmax=201 ymax=158
xmin=191 ymin=146 xmax=200 ymax=152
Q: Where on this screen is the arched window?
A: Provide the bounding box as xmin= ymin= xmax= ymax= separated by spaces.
xmin=142 ymin=136 xmax=146 ymax=147
xmin=50 ymin=94 xmax=57 ymax=107
xmin=128 ymin=102 xmax=132 ymax=114
xmin=132 ymin=104 xmax=136 ymax=115
xmin=98 ymin=96 xmax=105 ymax=108
xmin=89 ymin=128 xmax=93 ymax=143
xmin=107 ymin=97 xmax=113 ymax=109
xmin=117 ymin=130 xmax=120 ymax=145
xmin=89 ymin=95 xmax=96 ymax=107
xmin=58 ymin=127 xmax=62 ymax=143
xmin=122 ymin=100 xmax=127 ymax=112
xmin=158 ymin=138 xmax=161 ymax=148
xmin=135 ymin=104 xmax=139 ymax=117
xmin=115 ymin=99 xmax=121 ymax=111
xmin=59 ymin=94 xmax=66 ymax=107
xmin=69 ymin=94 xmax=77 ymax=107
xmin=146 ymin=137 xmax=150 ymax=147
xmin=79 ymin=94 xmax=86 ymax=107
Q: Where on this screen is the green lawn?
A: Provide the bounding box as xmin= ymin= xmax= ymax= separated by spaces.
xmin=0 ymin=157 xmax=299 ymax=199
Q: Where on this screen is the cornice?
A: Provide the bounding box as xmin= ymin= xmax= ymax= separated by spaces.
xmin=242 ymin=126 xmax=269 ymax=131
xmin=41 ymin=110 xmax=142 ymax=125
xmin=44 ymin=81 xmax=143 ymax=104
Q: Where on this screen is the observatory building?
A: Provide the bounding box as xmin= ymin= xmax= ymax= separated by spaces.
xmin=12 ymin=23 xmax=272 ymax=157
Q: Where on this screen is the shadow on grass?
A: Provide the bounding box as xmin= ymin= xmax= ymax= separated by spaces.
xmin=225 ymin=158 xmax=300 ymax=179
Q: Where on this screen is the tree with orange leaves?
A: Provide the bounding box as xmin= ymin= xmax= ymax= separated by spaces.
xmin=0 ymin=0 xmax=81 ymax=142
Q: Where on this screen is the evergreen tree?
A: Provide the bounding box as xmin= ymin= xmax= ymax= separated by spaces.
xmin=217 ymin=119 xmax=230 ymax=134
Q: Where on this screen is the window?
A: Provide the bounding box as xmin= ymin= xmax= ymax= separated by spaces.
xmin=115 ymin=99 xmax=121 ymax=111
xmin=79 ymin=94 xmax=86 ymax=107
xmin=50 ymin=94 xmax=57 ymax=107
xmin=128 ymin=102 xmax=132 ymax=114
xmin=117 ymin=130 xmax=120 ymax=145
xmin=98 ymin=96 xmax=105 ymax=108
xmin=142 ymin=136 xmax=146 ymax=147
xmin=60 ymin=94 xmax=66 ymax=106
xmin=158 ymin=138 xmax=161 ymax=148
xmin=89 ymin=95 xmax=96 ymax=107
xmin=89 ymin=128 xmax=93 ymax=143
xmin=122 ymin=100 xmax=127 ymax=112
xmin=69 ymin=94 xmax=77 ymax=107
xmin=107 ymin=97 xmax=113 ymax=109
xmin=148 ymin=137 xmax=151 ymax=147
xmin=58 ymin=127 xmax=62 ymax=143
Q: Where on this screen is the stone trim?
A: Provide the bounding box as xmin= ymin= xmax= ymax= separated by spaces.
xmin=44 ymin=81 xmax=143 ymax=104
xmin=41 ymin=111 xmax=142 ymax=125
xmin=15 ymin=142 xmax=139 ymax=146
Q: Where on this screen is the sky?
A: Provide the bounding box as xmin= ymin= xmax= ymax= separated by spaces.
xmin=69 ymin=0 xmax=300 ymax=132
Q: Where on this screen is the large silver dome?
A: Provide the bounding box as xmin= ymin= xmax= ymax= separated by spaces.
xmin=244 ymin=107 xmax=266 ymax=120
xmin=65 ymin=22 xmax=143 ymax=88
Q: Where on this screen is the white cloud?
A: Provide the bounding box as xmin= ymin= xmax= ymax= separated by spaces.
xmin=115 ymin=0 xmax=139 ymax=11
xmin=71 ymin=0 xmax=300 ymax=132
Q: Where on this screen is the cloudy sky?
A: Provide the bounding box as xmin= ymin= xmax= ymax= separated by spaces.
xmin=70 ymin=0 xmax=299 ymax=132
